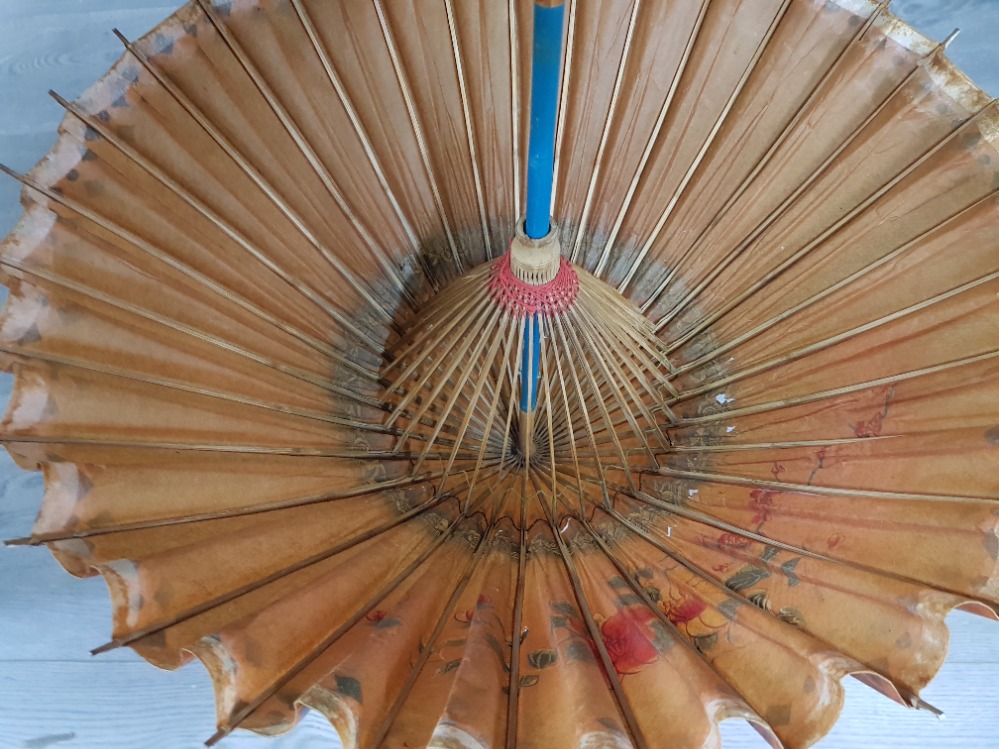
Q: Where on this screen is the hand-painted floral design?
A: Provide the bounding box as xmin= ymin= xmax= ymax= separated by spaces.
xmin=749 ymin=489 xmax=777 ymax=524
xmin=659 ymin=581 xmax=728 ymax=645
xmin=851 ymin=385 xmax=895 ymax=438
xmin=365 ymin=609 xmax=401 ymax=628
xmin=852 ymin=411 xmax=884 ymax=438
xmin=599 ymin=608 xmax=660 ymax=675
xmin=713 ymin=532 xmax=751 ymax=550
xmin=748 ymin=591 xmax=772 ymax=612
xmin=454 ymin=594 xmax=493 ymax=624
xmin=807 ymin=447 xmax=828 ymax=485
xmin=550 ymin=590 xmax=670 ymax=678
xmin=436 ymin=594 xmax=508 ymax=680
xmin=550 ymin=601 xmax=600 ymax=667
xmin=662 ymin=590 xmax=708 ymax=625
xmin=778 ymin=607 xmax=806 ymax=628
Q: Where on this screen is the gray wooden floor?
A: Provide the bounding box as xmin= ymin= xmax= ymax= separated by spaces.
xmin=1 ymin=2 xmax=999 ymax=748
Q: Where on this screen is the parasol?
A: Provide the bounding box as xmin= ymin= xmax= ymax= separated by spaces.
xmin=1 ymin=0 xmax=998 ymax=748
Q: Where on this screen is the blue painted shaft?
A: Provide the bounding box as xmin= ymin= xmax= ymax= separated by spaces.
xmin=524 ymin=2 xmax=565 ymax=241
xmin=520 ymin=2 xmax=564 ymax=416
xmin=520 ymin=315 xmax=542 ymax=412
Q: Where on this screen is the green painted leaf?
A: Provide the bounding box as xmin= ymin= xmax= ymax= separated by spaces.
xmin=527 ymin=648 xmax=558 ymax=669
xmin=438 ymin=658 xmax=463 ymax=674
xmin=374 ymin=617 xmax=402 ymax=629
xmin=552 ymin=601 xmax=577 ymax=617
xmin=984 ymin=529 xmax=999 ymax=560
xmin=726 ymin=566 xmax=770 ymax=591
xmin=779 ymin=607 xmax=806 ymax=628
xmin=616 ymin=593 xmax=643 ymax=607
xmin=649 ymin=620 xmax=673 ymax=653
xmin=748 ymin=591 xmax=769 ymax=611
xmin=520 ymin=674 xmax=540 ymax=688
xmin=484 ymin=633 xmax=508 ymax=668
xmin=694 ymin=633 xmax=718 ymax=652
xmin=335 ymin=675 xmax=363 ymax=703
xmin=717 ymin=597 xmax=742 ymax=621
xmin=597 ymin=717 xmax=623 ymax=733
xmin=644 ymin=585 xmax=662 ymax=603
xmin=607 ymin=576 xmax=630 ymax=589
xmin=765 ymin=703 xmax=793 ymax=727
xmin=761 ymin=545 xmax=780 ymax=562
xmin=634 ymin=568 xmax=655 ymax=580
xmin=780 ymin=558 xmax=802 ymax=587
xmin=566 ymin=639 xmax=596 ymax=663
xmin=550 ymin=615 xmax=570 ymax=630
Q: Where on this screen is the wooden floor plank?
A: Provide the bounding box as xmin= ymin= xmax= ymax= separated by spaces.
xmin=0 ymin=661 xmax=338 ymax=749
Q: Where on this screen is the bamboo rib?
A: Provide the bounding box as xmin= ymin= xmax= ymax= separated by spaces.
xmin=656 ymin=49 xmax=986 ymax=340
xmin=619 ymin=0 xmax=794 ymax=293
xmin=668 ymin=269 xmax=999 ymax=405
xmin=444 ymin=0 xmax=492 ymax=258
xmin=504 ymin=479 xmax=529 ymax=749
xmin=537 ymin=489 xmax=650 ymax=749
xmin=633 ymin=0 xmax=890 ymax=311
xmin=367 ymin=518 xmax=494 ymax=747
xmin=92 ymin=491 xmax=468 ymax=657
xmin=581 ymin=510 xmax=769 ymax=729
xmin=567 ymin=0 xmax=640 ymax=265
xmin=0 ymin=164 xmax=382 ymax=372
xmin=3 ymin=3 xmax=998 ymax=748
xmin=193 ymin=0 xmax=419 ymax=307
xmin=619 ymin=485 xmax=999 ymax=614
xmin=548 ymin=0 xmax=577 ymax=215
xmin=288 ymin=2 xmax=431 ymax=288
xmin=205 ymin=513 xmax=470 ymax=746
xmin=593 ymin=0 xmax=711 ymax=280
xmin=652 ymin=466 xmax=999 ymax=505
xmin=113 ymin=26 xmax=411 ymax=311
xmin=52 ymin=93 xmax=386 ymax=350
xmin=508 ymin=0 xmax=522 ymax=219
xmin=371 ymin=0 xmax=463 ymax=274
xmin=663 ymin=97 xmax=999 ymax=350
xmin=0 ymin=346 xmax=390 ymax=434
xmin=603 ymin=502 xmax=945 ymax=713
xmin=671 ymin=190 xmax=999 ymax=380
xmin=666 ymin=349 xmax=999 ymax=429
xmin=644 ymin=33 xmax=939 ymax=320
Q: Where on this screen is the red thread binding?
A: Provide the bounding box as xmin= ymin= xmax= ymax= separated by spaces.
xmin=487 ymin=252 xmax=579 ymax=316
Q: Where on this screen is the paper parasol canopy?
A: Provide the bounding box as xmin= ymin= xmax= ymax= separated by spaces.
xmin=2 ymin=0 xmax=999 ymax=747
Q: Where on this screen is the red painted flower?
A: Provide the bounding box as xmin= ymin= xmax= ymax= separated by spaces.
xmin=366 ymin=610 xmax=388 ymax=624
xmin=663 ymin=593 xmax=708 ymax=626
xmin=455 ymin=594 xmax=493 ymax=624
xmin=599 ymin=608 xmax=659 ymax=675
xmin=749 ymin=489 xmax=777 ymax=524
xmin=716 ymin=532 xmax=750 ymax=549
xmin=852 ymin=411 xmax=884 ymax=438
xmin=659 ymin=582 xmax=728 ymax=641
